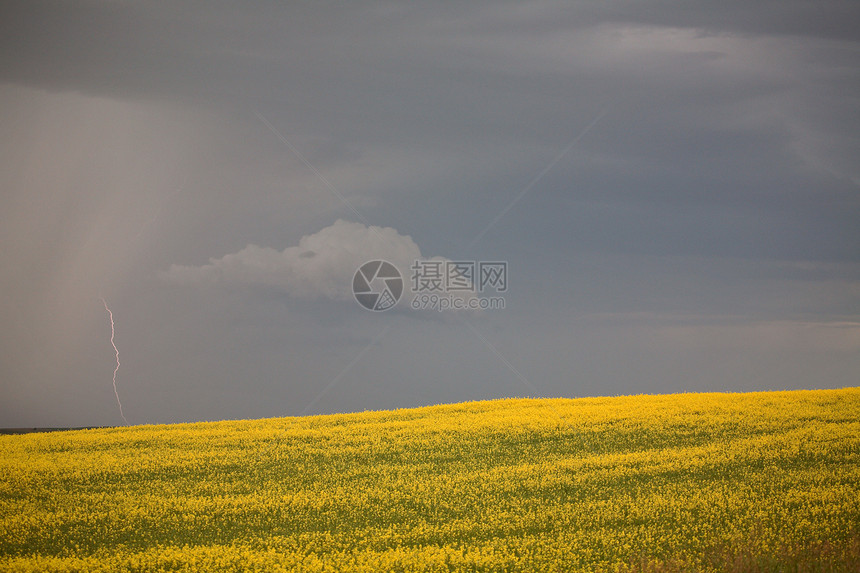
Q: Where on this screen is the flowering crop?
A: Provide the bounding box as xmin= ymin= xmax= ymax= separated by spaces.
xmin=1 ymin=388 xmax=859 ymax=571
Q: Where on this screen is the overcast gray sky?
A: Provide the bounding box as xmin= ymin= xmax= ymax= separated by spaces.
xmin=1 ymin=1 xmax=858 ymax=427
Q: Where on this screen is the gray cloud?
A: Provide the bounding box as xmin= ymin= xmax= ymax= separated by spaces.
xmin=161 ymin=219 xmax=424 ymax=301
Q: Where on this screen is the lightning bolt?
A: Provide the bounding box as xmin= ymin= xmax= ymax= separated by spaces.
xmin=101 ymin=298 xmax=129 ymax=425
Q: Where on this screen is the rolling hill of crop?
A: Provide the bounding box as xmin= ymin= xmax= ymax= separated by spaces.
xmin=2 ymin=388 xmax=859 ymax=572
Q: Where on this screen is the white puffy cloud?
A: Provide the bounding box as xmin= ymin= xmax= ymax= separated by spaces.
xmin=161 ymin=219 xmax=428 ymax=302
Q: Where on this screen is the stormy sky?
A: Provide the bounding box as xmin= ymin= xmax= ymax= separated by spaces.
xmin=1 ymin=1 xmax=858 ymax=427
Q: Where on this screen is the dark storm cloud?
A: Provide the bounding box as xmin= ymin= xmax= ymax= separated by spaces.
xmin=1 ymin=0 xmax=858 ymax=426
xmin=2 ymin=0 xmax=857 ymax=270
xmin=611 ymin=0 xmax=860 ymax=41
xmin=3 ymin=1 xmax=857 ymax=96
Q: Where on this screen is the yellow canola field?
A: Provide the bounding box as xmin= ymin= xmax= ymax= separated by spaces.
xmin=1 ymin=388 xmax=859 ymax=572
